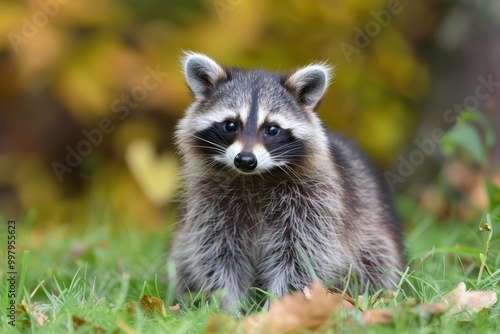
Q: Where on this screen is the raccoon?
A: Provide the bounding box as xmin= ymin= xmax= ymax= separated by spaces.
xmin=171 ymin=52 xmax=404 ymax=311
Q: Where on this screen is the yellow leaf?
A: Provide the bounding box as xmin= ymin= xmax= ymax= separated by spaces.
xmin=125 ymin=139 xmax=178 ymax=206
xmin=139 ymin=294 xmax=167 ymax=317
xmin=126 ymin=294 xmax=167 ymax=318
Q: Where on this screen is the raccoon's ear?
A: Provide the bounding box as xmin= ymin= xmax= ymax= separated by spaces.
xmin=182 ymin=52 xmax=229 ymax=99
xmin=284 ymin=63 xmax=333 ymax=109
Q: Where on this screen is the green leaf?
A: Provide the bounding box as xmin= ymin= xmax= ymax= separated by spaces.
xmin=441 ymin=123 xmax=484 ymax=164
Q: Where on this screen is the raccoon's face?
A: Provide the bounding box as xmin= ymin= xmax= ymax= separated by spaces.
xmin=176 ymin=52 xmax=333 ymax=175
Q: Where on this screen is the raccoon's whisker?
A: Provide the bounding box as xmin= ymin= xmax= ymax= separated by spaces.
xmin=255 ymin=172 xmax=267 ymax=182
xmin=191 ymin=141 xmax=225 ymax=150
xmin=269 ymin=151 xmax=307 ymax=161
xmin=268 ymin=143 xmax=305 ymax=156
xmin=188 ymin=157 xmax=230 ymax=179
xmin=279 ymin=165 xmax=301 ymax=180
xmin=191 ymin=134 xmax=229 ymax=152
xmin=192 ymin=146 xmax=227 ymax=156
xmin=274 ymin=163 xmax=295 ymax=178
xmin=225 ymin=169 xmax=242 ymax=184
xmin=192 ymin=156 xmax=221 ymax=168
xmin=273 ymin=160 xmax=302 ymax=173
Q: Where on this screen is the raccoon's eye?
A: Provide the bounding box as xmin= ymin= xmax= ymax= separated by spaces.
xmin=224 ymin=121 xmax=237 ymax=132
xmin=266 ymin=125 xmax=281 ymax=136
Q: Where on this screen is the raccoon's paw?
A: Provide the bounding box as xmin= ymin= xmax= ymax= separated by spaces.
xmin=218 ymin=293 xmax=244 ymax=317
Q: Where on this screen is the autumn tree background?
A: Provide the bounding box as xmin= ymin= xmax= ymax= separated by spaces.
xmin=0 ymin=0 xmax=499 ymax=227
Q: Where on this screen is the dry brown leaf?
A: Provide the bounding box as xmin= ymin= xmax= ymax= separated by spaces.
xmin=206 ymin=314 xmax=239 ymax=334
xmin=169 ymin=304 xmax=181 ymax=311
xmin=17 ymin=298 xmax=48 ymax=327
xmin=404 ymin=297 xmax=421 ymax=307
xmin=139 ymin=294 xmax=167 ymax=317
xmin=125 ymin=301 xmax=137 ymax=315
xmin=348 ymin=302 xmax=446 ymax=327
xmin=360 ymin=308 xmax=394 ymax=326
xmin=244 ymin=281 xmax=345 ymax=333
xmin=239 ymin=283 xmax=450 ymax=332
xmin=72 ymin=315 xmax=86 ymax=327
xmin=72 ymin=315 xmax=107 ymax=333
xmin=126 ymin=294 xmax=167 ymax=317
xmin=442 ymin=282 xmax=498 ymax=320
xmin=15 ymin=303 xmax=33 ymax=329
xmin=409 ymin=303 xmax=447 ymax=317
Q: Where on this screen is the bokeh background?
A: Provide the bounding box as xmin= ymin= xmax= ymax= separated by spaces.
xmin=0 ymin=0 xmax=499 ymax=227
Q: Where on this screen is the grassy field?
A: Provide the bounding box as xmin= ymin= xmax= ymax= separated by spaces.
xmin=0 ymin=191 xmax=499 ymax=333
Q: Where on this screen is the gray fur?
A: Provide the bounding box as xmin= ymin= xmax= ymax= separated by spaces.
xmin=171 ymin=52 xmax=404 ymax=311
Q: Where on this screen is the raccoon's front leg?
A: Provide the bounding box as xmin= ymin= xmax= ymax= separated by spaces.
xmin=207 ymin=252 xmax=254 ymax=312
xmin=257 ymin=239 xmax=314 ymax=301
xmin=173 ymin=228 xmax=254 ymax=312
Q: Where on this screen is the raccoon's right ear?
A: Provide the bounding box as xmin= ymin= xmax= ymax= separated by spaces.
xmin=182 ymin=52 xmax=229 ymax=99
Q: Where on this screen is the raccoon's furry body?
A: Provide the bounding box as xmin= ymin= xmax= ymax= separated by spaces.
xmin=171 ymin=52 xmax=404 ymax=310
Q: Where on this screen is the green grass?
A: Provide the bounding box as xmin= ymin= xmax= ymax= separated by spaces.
xmin=1 ymin=196 xmax=499 ymax=333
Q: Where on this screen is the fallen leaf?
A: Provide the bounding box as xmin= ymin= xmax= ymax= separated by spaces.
xmin=206 ymin=314 xmax=239 ymax=334
xmin=410 ymin=302 xmax=447 ymax=316
xmin=404 ymin=297 xmax=421 ymax=307
xmin=348 ymin=302 xmax=446 ymax=327
xmin=125 ymin=139 xmax=178 ymax=206
xmin=72 ymin=315 xmax=86 ymax=327
xmin=18 ymin=298 xmax=48 ymax=326
xmin=169 ymin=304 xmax=180 ymax=311
xmin=140 ymin=295 xmax=167 ymax=317
xmin=442 ymin=282 xmax=498 ymax=321
xmin=15 ymin=303 xmax=32 ymax=329
xmin=126 ymin=294 xmax=167 ymax=317
xmin=360 ymin=308 xmax=394 ymax=326
xmin=72 ymin=315 xmax=107 ymax=333
xmin=239 ymin=283 xmax=449 ymax=332
xmin=244 ymin=281 xmax=345 ymax=333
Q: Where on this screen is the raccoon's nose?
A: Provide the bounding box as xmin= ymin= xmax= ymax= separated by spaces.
xmin=234 ymin=152 xmax=257 ymax=172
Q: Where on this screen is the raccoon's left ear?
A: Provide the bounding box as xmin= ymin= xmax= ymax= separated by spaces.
xmin=284 ymin=63 xmax=334 ymax=110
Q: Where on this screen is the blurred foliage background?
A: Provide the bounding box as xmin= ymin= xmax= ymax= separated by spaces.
xmin=0 ymin=0 xmax=499 ymax=226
